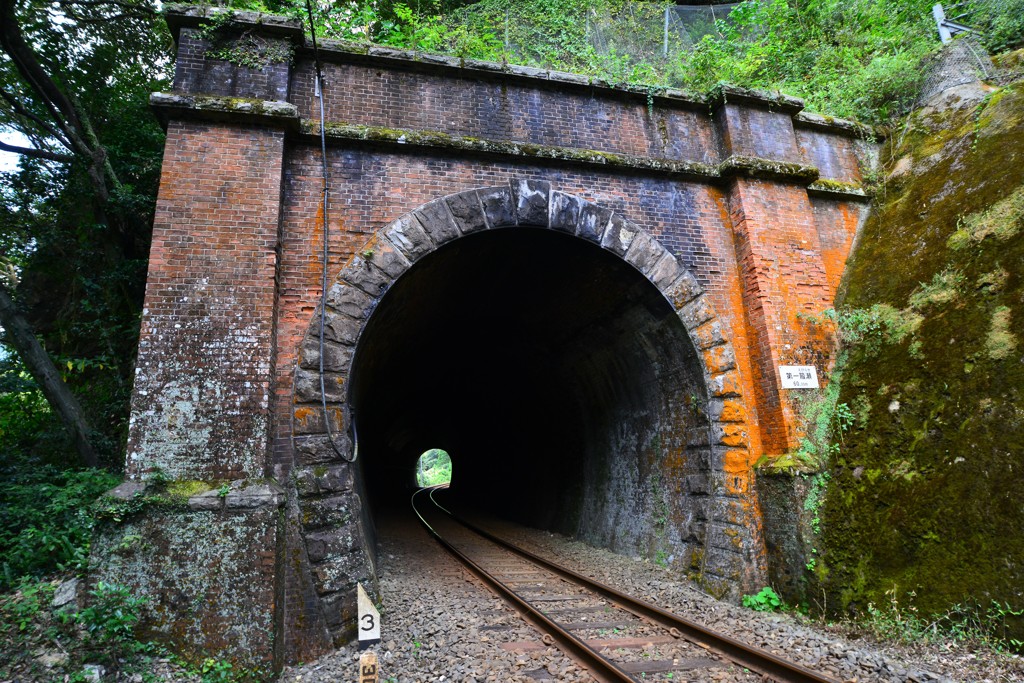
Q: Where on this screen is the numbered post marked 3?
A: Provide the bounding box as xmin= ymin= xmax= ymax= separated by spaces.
xmin=357 ymin=583 xmax=381 ymax=650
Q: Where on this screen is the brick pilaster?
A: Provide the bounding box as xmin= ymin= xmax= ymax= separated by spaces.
xmin=727 ymin=178 xmax=835 ymax=454
xmin=125 ymin=120 xmax=286 ymax=479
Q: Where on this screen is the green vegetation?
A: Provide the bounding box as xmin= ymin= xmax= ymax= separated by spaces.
xmin=1 ymin=0 xmax=169 ymax=468
xmin=211 ymin=0 xmax=1024 ymax=124
xmin=741 ymin=585 xmax=784 ymax=611
xmin=0 ymin=0 xmax=1022 ymax=670
xmin=0 ymin=459 xmax=120 ymax=589
xmin=862 ymin=588 xmax=1023 ymax=652
xmin=1 ymin=576 xmax=248 ymax=681
xmin=1 ymin=579 xmax=144 ymax=679
xmin=416 ymin=448 xmax=453 ymax=486
xmin=819 ymin=78 xmax=1024 ymax=648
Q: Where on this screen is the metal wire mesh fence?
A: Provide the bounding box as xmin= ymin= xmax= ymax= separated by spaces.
xmin=586 ymin=2 xmax=743 ymax=62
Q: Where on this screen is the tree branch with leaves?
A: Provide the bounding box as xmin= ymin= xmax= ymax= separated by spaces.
xmin=0 ymin=0 xmax=168 ymax=467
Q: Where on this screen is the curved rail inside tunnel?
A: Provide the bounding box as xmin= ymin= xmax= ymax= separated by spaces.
xmin=290 ymin=180 xmax=763 ymax=606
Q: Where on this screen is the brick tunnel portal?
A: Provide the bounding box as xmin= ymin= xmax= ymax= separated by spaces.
xmin=102 ymin=7 xmax=878 ymax=666
xmin=351 ymin=226 xmax=711 ymax=562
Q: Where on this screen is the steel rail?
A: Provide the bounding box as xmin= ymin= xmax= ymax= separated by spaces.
xmin=428 ymin=490 xmax=839 ymax=683
xmin=410 ymin=488 xmax=635 ymax=683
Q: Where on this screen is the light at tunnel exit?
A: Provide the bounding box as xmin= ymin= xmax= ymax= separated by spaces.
xmin=416 ymin=449 xmax=452 ymax=487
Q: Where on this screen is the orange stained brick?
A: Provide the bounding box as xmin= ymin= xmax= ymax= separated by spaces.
xmin=721 ymin=448 xmax=752 ymax=473
xmin=702 ymin=345 xmax=736 ymax=374
xmin=719 ymin=423 xmax=748 ymax=448
xmin=718 ymin=399 xmax=748 ymax=423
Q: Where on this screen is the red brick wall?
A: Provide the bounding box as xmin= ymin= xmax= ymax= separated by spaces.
xmin=127 ymin=9 xmax=878 ymax=666
xmin=813 ymin=197 xmax=871 ymax=298
xmin=127 ymin=120 xmax=285 ymax=480
xmin=269 ymin=148 xmax=760 ymax=468
xmin=718 ymin=105 xmax=803 ymax=162
xmin=290 ymin=61 xmax=721 ymax=165
xmin=798 ymin=128 xmax=864 ymax=183
xmin=727 ymin=179 xmax=836 ymax=454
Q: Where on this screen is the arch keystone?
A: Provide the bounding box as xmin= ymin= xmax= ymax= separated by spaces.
xmin=549 ymin=191 xmax=583 ymax=233
xmin=511 ymin=178 xmax=551 ymax=226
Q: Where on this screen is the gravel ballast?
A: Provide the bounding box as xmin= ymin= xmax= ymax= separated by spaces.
xmin=282 ymin=511 xmax=1024 ymax=683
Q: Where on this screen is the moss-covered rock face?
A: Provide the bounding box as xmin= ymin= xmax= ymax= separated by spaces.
xmin=821 ymin=80 xmax=1024 ymax=638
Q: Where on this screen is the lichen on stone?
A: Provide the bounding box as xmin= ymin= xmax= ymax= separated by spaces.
xmin=820 ymin=78 xmax=1024 ymax=642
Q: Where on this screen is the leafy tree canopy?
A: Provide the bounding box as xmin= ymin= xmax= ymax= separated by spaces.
xmin=1 ymin=0 xmax=170 ymax=466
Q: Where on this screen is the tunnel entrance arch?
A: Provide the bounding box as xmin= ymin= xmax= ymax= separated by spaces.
xmin=291 ymin=178 xmax=762 ymax=605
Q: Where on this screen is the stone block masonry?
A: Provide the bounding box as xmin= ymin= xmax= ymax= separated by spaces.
xmin=91 ymin=5 xmax=876 ymax=674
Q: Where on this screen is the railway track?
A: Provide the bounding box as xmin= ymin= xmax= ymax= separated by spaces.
xmin=412 ymin=487 xmax=838 ymax=683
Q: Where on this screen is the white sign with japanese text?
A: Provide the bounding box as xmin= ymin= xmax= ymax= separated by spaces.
xmin=780 ymin=365 xmax=819 ymax=389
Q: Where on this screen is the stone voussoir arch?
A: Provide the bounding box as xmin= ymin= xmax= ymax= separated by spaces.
xmin=289 ymin=177 xmax=758 ymax=616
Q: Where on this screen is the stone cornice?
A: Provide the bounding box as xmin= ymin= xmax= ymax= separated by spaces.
xmin=149 ymin=92 xmax=300 ymax=130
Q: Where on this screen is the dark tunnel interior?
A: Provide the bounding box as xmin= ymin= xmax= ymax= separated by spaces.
xmin=350 ymin=227 xmax=710 ymax=561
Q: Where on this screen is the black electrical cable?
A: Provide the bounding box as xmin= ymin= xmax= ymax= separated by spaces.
xmin=304 ymin=0 xmax=357 ymax=463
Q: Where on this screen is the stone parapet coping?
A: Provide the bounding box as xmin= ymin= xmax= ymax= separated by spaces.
xmin=807 ymin=179 xmax=874 ymax=200
xmin=162 ymin=5 xmax=878 ymax=138
xmin=705 ymin=83 xmax=805 ymax=115
xmin=794 ymin=111 xmax=879 ymax=140
xmin=308 ymin=40 xmax=714 ymax=111
xmin=150 ymin=92 xmax=300 ymax=129
xmin=164 ymin=3 xmax=304 ymax=40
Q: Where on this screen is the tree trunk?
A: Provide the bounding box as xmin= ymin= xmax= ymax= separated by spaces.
xmin=0 ymin=283 xmax=99 ymax=468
